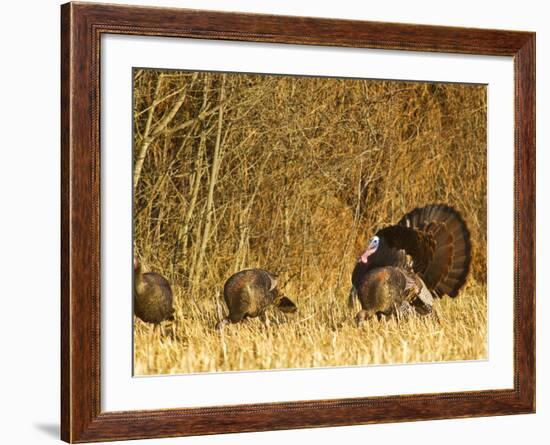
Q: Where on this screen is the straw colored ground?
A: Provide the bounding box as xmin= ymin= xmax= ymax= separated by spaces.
xmin=132 ymin=69 xmax=487 ymax=375
xmin=134 ymin=280 xmax=486 ymax=375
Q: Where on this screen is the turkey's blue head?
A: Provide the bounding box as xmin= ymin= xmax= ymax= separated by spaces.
xmin=359 ymin=236 xmax=380 ymax=264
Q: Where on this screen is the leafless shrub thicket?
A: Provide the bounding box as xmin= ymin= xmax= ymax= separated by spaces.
xmin=133 ymin=69 xmax=486 ymax=301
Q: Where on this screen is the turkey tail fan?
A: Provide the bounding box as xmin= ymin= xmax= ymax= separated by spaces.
xmin=399 ymin=204 xmax=472 ymax=298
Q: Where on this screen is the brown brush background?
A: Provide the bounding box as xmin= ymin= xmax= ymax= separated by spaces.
xmin=132 ymin=69 xmax=487 ymax=375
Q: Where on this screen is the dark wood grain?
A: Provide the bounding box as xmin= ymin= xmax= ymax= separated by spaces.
xmin=514 ymin=34 xmax=536 ymax=410
xmin=60 ymin=2 xmax=536 ymax=443
xmin=60 ymin=4 xmax=71 ymax=441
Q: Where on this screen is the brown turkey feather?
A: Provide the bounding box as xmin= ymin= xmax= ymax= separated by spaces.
xmin=397 ymin=204 xmax=471 ymax=297
xmin=375 ymin=225 xmax=436 ymax=274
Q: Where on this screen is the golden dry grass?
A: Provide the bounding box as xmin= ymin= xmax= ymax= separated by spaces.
xmin=134 ymin=280 xmax=486 ymax=375
xmin=132 ymin=69 xmax=487 ymax=375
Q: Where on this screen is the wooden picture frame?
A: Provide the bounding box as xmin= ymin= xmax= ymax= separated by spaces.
xmin=61 ymin=2 xmax=535 ymax=442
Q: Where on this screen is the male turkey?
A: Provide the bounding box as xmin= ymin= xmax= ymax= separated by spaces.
xmin=134 ymin=257 xmax=175 ymax=325
xmin=216 ymin=269 xmax=297 ymax=329
xmin=350 ymin=204 xmax=471 ymax=325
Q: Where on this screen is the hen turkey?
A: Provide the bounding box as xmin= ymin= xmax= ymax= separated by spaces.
xmin=134 ymin=257 xmax=175 ymax=325
xmin=216 ymin=269 xmax=297 ymax=329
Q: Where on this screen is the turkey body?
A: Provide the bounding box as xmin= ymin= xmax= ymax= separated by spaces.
xmin=134 ymin=259 xmax=174 ymax=324
xmin=355 ymin=267 xmax=422 ymax=319
xmin=352 ymin=204 xmax=471 ymax=324
xmin=217 ymin=269 xmax=296 ymax=328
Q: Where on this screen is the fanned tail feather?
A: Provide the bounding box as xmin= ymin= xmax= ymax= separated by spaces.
xmin=399 ymin=204 xmax=472 ymax=298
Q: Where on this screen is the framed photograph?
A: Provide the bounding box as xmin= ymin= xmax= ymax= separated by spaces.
xmin=61 ymin=2 xmax=535 ymax=442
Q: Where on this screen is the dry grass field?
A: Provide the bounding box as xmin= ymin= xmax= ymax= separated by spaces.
xmin=134 ymin=281 xmax=486 ymax=375
xmin=132 ymin=69 xmax=487 ymax=375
